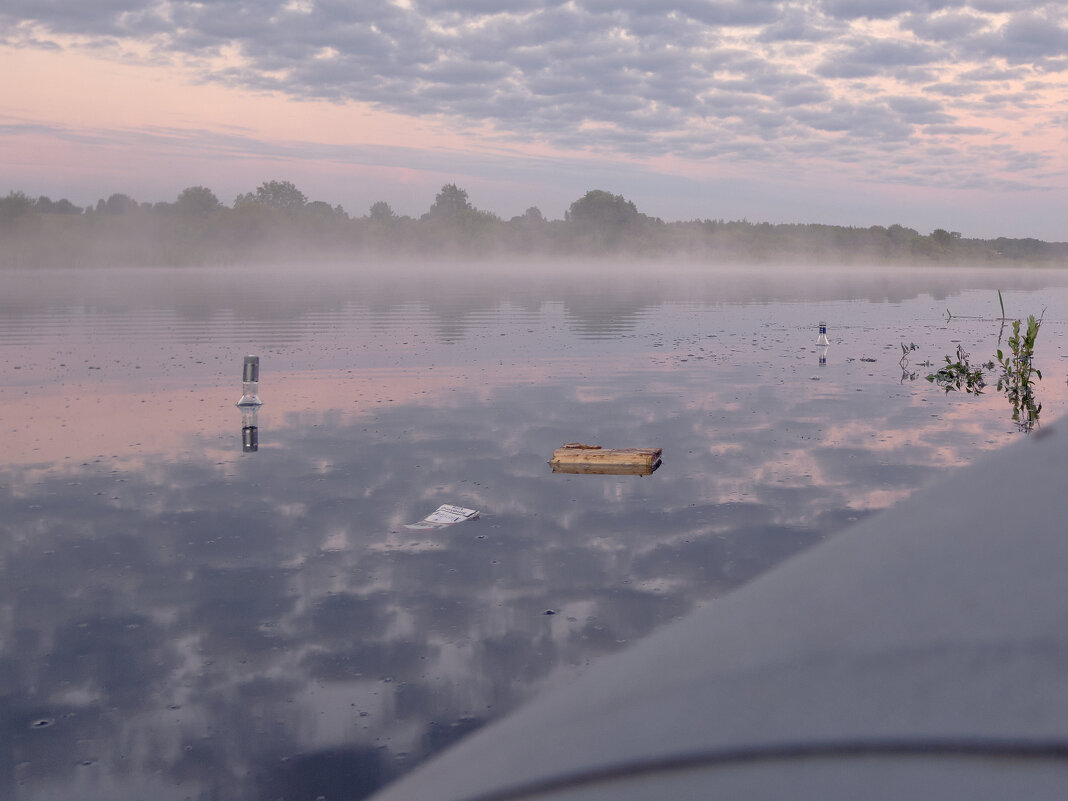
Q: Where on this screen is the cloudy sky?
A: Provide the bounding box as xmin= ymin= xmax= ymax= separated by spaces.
xmin=2 ymin=0 xmax=1066 ymax=238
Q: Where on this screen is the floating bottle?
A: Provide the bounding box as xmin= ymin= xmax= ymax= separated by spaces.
xmin=816 ymin=322 xmax=830 ymax=346
xmin=237 ymin=355 xmax=263 ymax=407
xmin=241 ymin=405 xmax=259 ymax=452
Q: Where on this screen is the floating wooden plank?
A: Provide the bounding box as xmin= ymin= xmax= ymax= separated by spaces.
xmin=549 ymin=443 xmax=662 ymax=475
xmin=550 ymin=461 xmax=662 ymax=476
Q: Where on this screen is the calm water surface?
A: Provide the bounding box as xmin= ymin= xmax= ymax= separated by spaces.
xmin=3 ymin=262 xmax=1068 ymax=800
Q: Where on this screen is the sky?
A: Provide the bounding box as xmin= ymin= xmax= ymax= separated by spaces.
xmin=1 ymin=0 xmax=1066 ymax=239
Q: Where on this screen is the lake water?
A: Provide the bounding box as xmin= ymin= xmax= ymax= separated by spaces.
xmin=3 ymin=262 xmax=1068 ymax=800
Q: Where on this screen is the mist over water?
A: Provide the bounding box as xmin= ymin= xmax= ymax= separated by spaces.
xmin=2 ymin=262 xmax=1068 ymax=800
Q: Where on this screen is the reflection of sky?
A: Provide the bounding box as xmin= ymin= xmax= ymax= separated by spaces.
xmin=2 ymin=264 xmax=1068 ymax=800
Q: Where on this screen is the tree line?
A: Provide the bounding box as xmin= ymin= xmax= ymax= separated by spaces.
xmin=1 ymin=180 xmax=1065 ymax=268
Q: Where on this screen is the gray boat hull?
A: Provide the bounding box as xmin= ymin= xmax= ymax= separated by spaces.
xmin=371 ymin=423 xmax=1068 ymax=800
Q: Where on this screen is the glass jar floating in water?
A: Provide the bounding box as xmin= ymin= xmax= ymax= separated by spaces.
xmin=236 ymin=355 xmax=263 ymax=407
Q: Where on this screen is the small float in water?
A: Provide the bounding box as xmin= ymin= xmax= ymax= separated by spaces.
xmin=549 ymin=443 xmax=662 ymax=475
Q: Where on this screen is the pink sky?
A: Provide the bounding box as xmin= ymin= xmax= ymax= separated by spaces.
xmin=2 ymin=1 xmax=1066 ymax=238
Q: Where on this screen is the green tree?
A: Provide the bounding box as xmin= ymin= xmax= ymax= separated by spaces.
xmin=102 ymin=193 xmax=138 ymax=214
xmin=566 ymin=190 xmax=639 ymax=229
xmin=564 ymin=190 xmax=648 ymax=251
xmin=931 ymin=228 xmax=954 ymax=247
xmin=236 ymin=180 xmax=307 ymax=212
xmin=52 ymin=197 xmax=82 ymax=214
xmin=0 ymin=190 xmax=32 ymax=221
xmin=175 ymin=186 xmax=221 ymax=216
xmin=428 ymin=184 xmax=472 ymax=221
xmin=369 ymin=201 xmax=395 ymax=222
xmin=419 ymin=183 xmax=502 ymax=253
xmin=305 ymin=200 xmax=346 ymax=219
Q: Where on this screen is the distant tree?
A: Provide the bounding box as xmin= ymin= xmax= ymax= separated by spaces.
xmin=993 ymin=237 xmax=1052 ymax=260
xmin=887 ymin=224 xmax=917 ymax=242
xmin=34 ymin=195 xmax=83 ymax=214
xmin=175 ymin=186 xmax=221 ymax=216
xmin=102 ymin=193 xmax=138 ymax=214
xmin=51 ymin=198 xmax=82 ymax=214
xmin=235 ymin=180 xmax=307 ymax=212
xmin=507 ymin=206 xmax=544 ymax=226
xmin=0 ymin=190 xmax=32 ymax=221
xmin=566 ymin=190 xmax=639 ymax=229
xmin=428 ymin=184 xmax=473 ymax=221
xmin=931 ymin=228 xmax=954 ymax=247
xmin=305 ymin=200 xmax=347 ymax=219
xmin=419 ymin=183 xmax=503 ymax=253
xmin=369 ymin=201 xmax=396 ymax=222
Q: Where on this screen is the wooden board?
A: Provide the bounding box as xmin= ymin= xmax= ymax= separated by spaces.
xmin=550 ymin=461 xmax=661 ymax=476
xmin=549 ymin=443 xmax=662 ymax=475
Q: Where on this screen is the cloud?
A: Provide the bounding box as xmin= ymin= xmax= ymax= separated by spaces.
xmin=922 ymin=80 xmax=984 ymax=97
xmin=775 ymin=84 xmax=834 ymax=106
xmin=921 ymin=123 xmax=989 ymax=135
xmin=901 ymin=10 xmax=990 ymax=39
xmin=579 ymin=0 xmax=782 ymax=26
xmin=978 ymin=11 xmax=1068 ymax=62
xmin=971 ymin=0 xmax=1058 ymax=11
xmin=1 ymin=0 xmax=1066 ymax=205
xmin=820 ymin=0 xmax=955 ymax=21
xmin=886 ymin=94 xmax=954 ymax=124
xmin=815 ymin=36 xmax=944 ymax=78
xmin=792 ymin=100 xmax=915 ymax=141
xmin=758 ymin=10 xmax=843 ymax=42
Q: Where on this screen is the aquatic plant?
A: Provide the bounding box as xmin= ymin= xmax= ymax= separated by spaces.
xmin=995 ymin=313 xmax=1043 ymax=431
xmin=926 ymin=345 xmax=992 ymax=393
xmin=899 ymin=342 xmax=918 ymax=381
xmin=926 ymin=292 xmax=1044 ymax=431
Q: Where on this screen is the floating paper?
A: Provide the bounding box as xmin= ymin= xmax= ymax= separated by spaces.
xmin=404 ymin=504 xmax=480 ymax=530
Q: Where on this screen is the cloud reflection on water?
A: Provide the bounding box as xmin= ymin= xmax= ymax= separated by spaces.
xmin=2 ymin=264 xmax=1068 ymax=800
